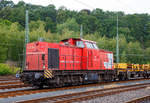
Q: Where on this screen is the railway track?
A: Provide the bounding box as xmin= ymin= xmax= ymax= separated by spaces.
xmin=0 ymin=84 xmax=29 ymax=89
xmin=0 ymin=78 xmax=19 ymax=81
xmin=0 ymin=77 xmax=29 ymax=89
xmin=0 ymin=76 xmax=18 ymax=80
xmin=16 ymin=83 xmax=150 ymax=103
xmin=0 ymin=78 xmax=148 ymax=103
xmin=126 ymin=95 xmax=150 ymax=103
xmin=0 ymin=81 xmax=23 ymax=85
xmin=0 ymin=80 xmax=149 ymax=101
xmin=0 ymin=78 xmax=149 ymax=99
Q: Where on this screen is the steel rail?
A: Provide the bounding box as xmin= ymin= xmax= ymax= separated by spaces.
xmin=0 ymin=78 xmax=149 ymax=99
xmin=0 ymin=84 xmax=29 ymax=89
xmin=16 ymin=83 xmax=150 ymax=103
xmin=0 ymin=81 xmax=23 ymax=85
xmin=0 ymin=79 xmax=19 ymax=81
xmin=126 ymin=95 xmax=150 ymax=103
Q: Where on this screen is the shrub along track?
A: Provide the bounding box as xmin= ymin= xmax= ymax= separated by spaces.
xmin=0 ymin=78 xmax=149 ymax=99
xmin=16 ymin=83 xmax=150 ymax=103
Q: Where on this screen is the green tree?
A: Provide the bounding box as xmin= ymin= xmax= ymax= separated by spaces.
xmin=120 ymin=51 xmax=127 ymax=63
xmin=126 ymin=42 xmax=143 ymax=63
xmin=0 ymin=0 xmax=14 ymax=9
xmin=45 ymin=17 xmax=56 ymax=33
xmin=57 ymin=18 xmax=79 ymax=34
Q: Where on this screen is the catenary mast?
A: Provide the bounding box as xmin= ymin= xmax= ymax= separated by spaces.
xmin=23 ymin=10 xmax=29 ymax=70
xmin=116 ymin=12 xmax=119 ymax=63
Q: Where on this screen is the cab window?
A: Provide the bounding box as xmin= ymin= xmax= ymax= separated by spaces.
xmin=64 ymin=42 xmax=69 ymax=45
xmin=85 ymin=42 xmax=99 ymax=49
xmin=76 ymin=41 xmax=85 ymax=48
xmin=85 ymin=42 xmax=94 ymax=49
xmin=93 ymin=43 xmax=99 ymax=49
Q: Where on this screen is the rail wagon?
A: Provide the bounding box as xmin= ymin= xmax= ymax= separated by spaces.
xmin=21 ymin=38 xmax=114 ymax=87
xmin=114 ymin=63 xmax=150 ymax=79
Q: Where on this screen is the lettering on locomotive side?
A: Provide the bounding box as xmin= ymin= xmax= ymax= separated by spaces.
xmin=60 ymin=61 xmax=80 ymax=63
xmin=27 ymin=45 xmax=35 ymax=50
xmin=104 ymin=53 xmax=113 ymax=69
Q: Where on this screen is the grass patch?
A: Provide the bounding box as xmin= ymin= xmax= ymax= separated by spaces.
xmin=0 ymin=63 xmax=20 ymax=75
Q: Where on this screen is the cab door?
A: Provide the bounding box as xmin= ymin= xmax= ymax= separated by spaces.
xmin=48 ymin=48 xmax=59 ymax=69
xmin=82 ymin=47 xmax=88 ymax=70
xmin=88 ymin=49 xmax=93 ymax=68
xmin=75 ymin=40 xmax=87 ymax=70
xmin=26 ymin=53 xmax=44 ymax=70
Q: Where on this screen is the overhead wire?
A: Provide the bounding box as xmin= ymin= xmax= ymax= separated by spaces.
xmin=114 ymin=0 xmax=137 ymax=13
xmin=73 ymin=0 xmax=94 ymax=10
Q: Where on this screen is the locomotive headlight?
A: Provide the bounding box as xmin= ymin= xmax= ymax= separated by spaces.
xmin=26 ymin=65 xmax=28 ymax=69
xmin=43 ymin=65 xmax=45 ymax=69
xmin=35 ymin=73 xmax=42 ymax=79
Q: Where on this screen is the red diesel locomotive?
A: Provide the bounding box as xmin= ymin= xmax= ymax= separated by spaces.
xmin=21 ymin=38 xmax=115 ymax=87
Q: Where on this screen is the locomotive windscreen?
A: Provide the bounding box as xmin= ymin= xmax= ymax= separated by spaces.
xmin=48 ymin=48 xmax=59 ymax=69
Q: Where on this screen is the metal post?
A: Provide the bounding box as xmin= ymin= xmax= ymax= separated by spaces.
xmin=116 ymin=12 xmax=119 ymax=63
xmin=80 ymin=25 xmax=83 ymax=39
xmin=23 ymin=10 xmax=30 ymax=70
xmin=25 ymin=10 xmax=29 ymax=43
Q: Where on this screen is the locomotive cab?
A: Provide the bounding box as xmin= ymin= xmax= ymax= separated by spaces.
xmin=60 ymin=38 xmax=85 ymax=47
xmin=60 ymin=38 xmax=99 ymax=49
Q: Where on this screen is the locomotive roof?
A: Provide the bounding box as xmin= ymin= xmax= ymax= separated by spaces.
xmin=61 ymin=38 xmax=97 ymax=43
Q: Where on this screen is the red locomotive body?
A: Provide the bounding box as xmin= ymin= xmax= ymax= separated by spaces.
xmin=21 ymin=38 xmax=115 ymax=87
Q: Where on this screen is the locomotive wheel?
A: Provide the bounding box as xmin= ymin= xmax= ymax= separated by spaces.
xmin=71 ymin=76 xmax=77 ymax=86
xmin=35 ymin=83 xmax=44 ymax=89
xmin=79 ymin=76 xmax=83 ymax=85
xmin=55 ymin=76 xmax=63 ymax=87
xmin=38 ymin=84 xmax=43 ymax=89
xmin=72 ymin=76 xmax=82 ymax=86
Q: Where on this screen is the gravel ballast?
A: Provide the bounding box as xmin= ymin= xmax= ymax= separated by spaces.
xmin=1 ymin=80 xmax=150 ymax=103
xmin=80 ymin=87 xmax=150 ymax=103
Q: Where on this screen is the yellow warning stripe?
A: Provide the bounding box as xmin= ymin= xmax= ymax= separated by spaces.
xmin=45 ymin=72 xmax=51 ymax=77
xmin=44 ymin=73 xmax=49 ymax=78
xmin=44 ymin=72 xmax=52 ymax=78
xmin=46 ymin=70 xmax=52 ymax=75
xmin=46 ymin=70 xmax=52 ymax=77
xmin=45 ymin=71 xmax=52 ymax=78
xmin=44 ymin=70 xmax=53 ymax=78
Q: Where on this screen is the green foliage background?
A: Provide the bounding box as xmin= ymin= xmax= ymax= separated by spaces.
xmin=0 ymin=0 xmax=150 ymax=65
xmin=0 ymin=63 xmax=20 ymax=75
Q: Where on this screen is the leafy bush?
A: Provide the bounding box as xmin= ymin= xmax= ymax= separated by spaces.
xmin=0 ymin=63 xmax=20 ymax=75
